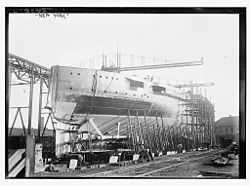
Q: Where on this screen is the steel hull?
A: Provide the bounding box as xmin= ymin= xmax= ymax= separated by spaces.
xmin=49 ymin=66 xmax=184 ymax=122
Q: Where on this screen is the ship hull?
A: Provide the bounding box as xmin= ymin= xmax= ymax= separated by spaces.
xmin=49 ymin=66 xmax=215 ymax=154
xmin=49 ymin=66 xmax=184 ymax=122
xmin=73 ymin=95 xmax=158 ymax=116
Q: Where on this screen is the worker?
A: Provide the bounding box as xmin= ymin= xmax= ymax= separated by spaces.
xmin=177 ymin=143 xmax=183 ymax=153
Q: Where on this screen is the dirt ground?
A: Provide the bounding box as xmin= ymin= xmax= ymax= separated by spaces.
xmin=34 ymin=150 xmax=239 ymax=178
xmin=147 ymin=155 xmax=239 ymax=178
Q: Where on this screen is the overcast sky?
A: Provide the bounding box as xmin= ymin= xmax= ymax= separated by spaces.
xmin=9 ymin=13 xmax=239 ymax=128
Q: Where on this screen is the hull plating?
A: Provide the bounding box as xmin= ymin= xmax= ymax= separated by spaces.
xmin=49 ymin=66 xmax=185 ymax=122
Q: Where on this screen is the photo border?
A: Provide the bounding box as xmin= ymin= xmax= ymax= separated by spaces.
xmin=5 ymin=7 xmax=246 ymax=179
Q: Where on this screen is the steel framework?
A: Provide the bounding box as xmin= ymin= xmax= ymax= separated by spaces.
xmin=8 ymin=53 xmax=54 ymax=177
xmin=8 ymin=53 xmax=54 ymax=136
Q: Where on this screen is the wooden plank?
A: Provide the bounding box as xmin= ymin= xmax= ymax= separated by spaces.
xmin=8 ymin=149 xmax=25 ymax=172
xmin=8 ymin=159 xmax=25 ymax=177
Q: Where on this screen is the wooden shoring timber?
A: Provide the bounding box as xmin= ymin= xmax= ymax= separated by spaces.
xmin=142 ymin=116 xmax=151 ymax=149
xmin=182 ymin=126 xmax=189 ymax=151
xmin=154 ymin=118 xmax=161 ymax=152
xmin=135 ymin=111 xmax=144 ymax=149
xmin=179 ymin=126 xmax=183 ymax=148
xmin=199 ymin=121 xmax=204 ymax=145
xmin=182 ymin=126 xmax=187 ymax=150
xmin=126 ymin=124 xmax=132 ymax=149
xmin=134 ymin=113 xmax=140 ymax=145
xmin=136 ymin=111 xmax=145 ymax=148
xmin=132 ymin=116 xmax=138 ymax=150
xmin=190 ymin=103 xmax=195 ymax=144
xmin=127 ymin=110 xmax=135 ymax=151
xmin=195 ymin=114 xmax=199 ymax=149
xmin=144 ymin=112 xmax=153 ymax=150
xmin=203 ymin=125 xmax=206 ymax=144
xmin=206 ymin=104 xmax=212 ymax=145
xmin=168 ymin=126 xmax=175 ymax=151
xmin=177 ymin=126 xmax=180 ymax=145
xmin=183 ymin=126 xmax=189 ymax=150
xmin=155 ymin=115 xmax=163 ymax=152
xmin=144 ymin=119 xmax=152 ymax=150
xmin=87 ymin=121 xmax=92 ymax=150
xmin=132 ymin=117 xmax=139 ymax=152
xmin=167 ymin=126 xmax=172 ymax=150
xmin=199 ymin=101 xmax=204 ymax=146
xmin=203 ymin=101 xmax=209 ymax=145
xmin=202 ymin=123 xmax=205 ymax=145
xmin=140 ymin=117 xmax=147 ymax=148
xmin=197 ymin=123 xmax=202 ymax=148
xmin=174 ymin=126 xmax=179 ymax=150
xmin=150 ymin=121 xmax=156 ymax=152
xmin=142 ymin=113 xmax=149 ymax=149
xmin=208 ymin=114 xmax=212 ymax=146
xmin=179 ymin=126 xmax=184 ymax=145
xmin=151 ymin=120 xmax=158 ymax=153
xmin=130 ymin=117 xmax=136 ymax=150
xmin=165 ymin=126 xmax=171 ymax=150
xmin=199 ymin=127 xmax=203 ymax=147
xmin=208 ymin=112 xmax=211 ymax=145
xmin=205 ymin=124 xmax=208 ymax=144
xmin=174 ymin=126 xmax=178 ymax=147
xmin=196 ymin=127 xmax=200 ymax=147
xmin=160 ymin=117 xmax=166 ymax=152
xmin=188 ymin=126 xmax=194 ymax=149
xmin=160 ymin=114 xmax=168 ymax=153
xmin=178 ymin=126 xmax=183 ymax=148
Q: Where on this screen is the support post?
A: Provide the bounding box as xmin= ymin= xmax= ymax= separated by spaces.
xmin=89 ymin=118 xmax=103 ymax=139
xmin=143 ymin=111 xmax=151 ymax=150
xmin=136 ymin=111 xmax=144 ymax=148
xmin=155 ymin=115 xmax=163 ymax=152
xmin=26 ymin=70 xmax=35 ymax=177
xmin=37 ymin=79 xmax=43 ymax=142
xmin=127 ymin=110 xmax=135 ymax=151
xmin=25 ymin=134 xmax=35 ymax=177
xmin=152 ymin=120 xmax=158 ymax=153
xmin=160 ymin=114 xmax=167 ymax=153
xmin=117 ymin=122 xmax=120 ymax=138
xmin=27 ymin=73 xmax=34 ymax=135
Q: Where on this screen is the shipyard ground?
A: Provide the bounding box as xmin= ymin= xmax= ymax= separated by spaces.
xmin=34 ymin=149 xmax=238 ymax=178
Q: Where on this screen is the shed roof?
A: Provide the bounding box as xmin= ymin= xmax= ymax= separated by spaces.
xmin=215 ymin=116 xmax=239 ymax=128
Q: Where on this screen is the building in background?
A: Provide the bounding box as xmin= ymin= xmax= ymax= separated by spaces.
xmin=215 ymin=116 xmax=239 ymax=147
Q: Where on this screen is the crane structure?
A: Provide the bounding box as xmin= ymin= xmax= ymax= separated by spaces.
xmin=101 ymin=52 xmax=204 ymax=72
xmin=174 ymin=82 xmax=215 ymax=89
xmin=102 ymin=60 xmax=203 ymax=72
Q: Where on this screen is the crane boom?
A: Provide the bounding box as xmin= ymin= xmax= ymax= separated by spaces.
xmin=174 ymin=82 xmax=215 ymax=88
xmin=102 ymin=58 xmax=203 ymax=72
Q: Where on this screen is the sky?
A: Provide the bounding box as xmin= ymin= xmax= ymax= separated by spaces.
xmin=8 ymin=13 xmax=239 ymax=128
